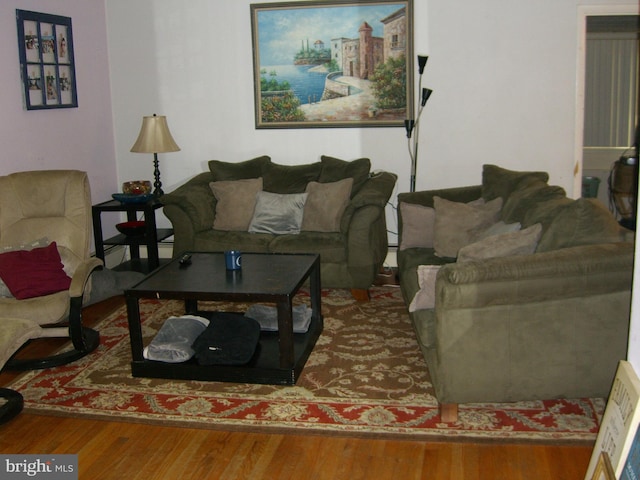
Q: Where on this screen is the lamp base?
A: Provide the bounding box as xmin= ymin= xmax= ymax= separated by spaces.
xmin=153 ymin=153 xmax=163 ymax=196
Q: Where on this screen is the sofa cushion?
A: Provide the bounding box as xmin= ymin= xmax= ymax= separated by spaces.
xmin=248 ymin=191 xmax=308 ymax=234
xmin=263 ymin=162 xmax=322 ymax=194
xmin=208 ymin=155 xmax=271 ymax=181
xmin=501 ymin=179 xmax=567 ymax=224
xmin=194 ymin=230 xmax=272 ymax=253
xmin=433 ymin=196 xmax=503 ymax=258
xmin=0 ymin=242 xmax=71 ymax=300
xmin=269 ymin=232 xmax=347 ymax=263
xmin=399 ymin=202 xmax=435 ymax=251
xmin=536 ymin=198 xmax=628 ymax=252
xmin=521 ymin=196 xmax=573 ymax=231
xmin=457 ymin=223 xmax=542 ymax=263
xmin=209 ymin=177 xmax=263 ymax=231
xmin=481 ymin=164 xmax=549 ymax=202
xmin=319 ymin=156 xmax=371 ymax=197
xmin=302 ymin=178 xmax=353 ymax=232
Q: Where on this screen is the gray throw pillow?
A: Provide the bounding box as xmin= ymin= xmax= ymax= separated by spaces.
xmin=301 ymin=178 xmax=353 ymax=232
xmin=248 ymin=191 xmax=308 ymax=235
xmin=408 ymin=265 xmax=441 ymax=312
xmin=457 ymin=223 xmax=542 ymax=263
xmin=433 ymin=196 xmax=503 ymax=258
xmin=209 ymin=178 xmax=263 ymax=231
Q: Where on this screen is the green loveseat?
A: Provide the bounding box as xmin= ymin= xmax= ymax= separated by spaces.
xmin=397 ymin=165 xmax=634 ymax=422
xmin=162 ymin=155 xmax=397 ymax=297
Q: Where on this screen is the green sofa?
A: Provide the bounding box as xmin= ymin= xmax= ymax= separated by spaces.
xmin=396 ymin=165 xmax=634 ymax=422
xmin=162 ymin=155 xmax=397 ymax=296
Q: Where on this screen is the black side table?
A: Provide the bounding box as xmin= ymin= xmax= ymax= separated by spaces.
xmin=92 ymin=198 xmax=173 ymax=273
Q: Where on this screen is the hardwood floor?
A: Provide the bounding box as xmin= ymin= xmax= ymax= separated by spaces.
xmin=0 ymin=297 xmax=594 ymax=479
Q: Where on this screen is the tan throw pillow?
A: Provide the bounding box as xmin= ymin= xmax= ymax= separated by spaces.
xmin=457 ymin=223 xmax=542 ymax=263
xmin=209 ymin=178 xmax=263 ymax=231
xmin=433 ymin=196 xmax=503 ymax=258
xmin=301 ymin=178 xmax=353 ymax=232
xmin=399 ymin=202 xmax=435 ymax=251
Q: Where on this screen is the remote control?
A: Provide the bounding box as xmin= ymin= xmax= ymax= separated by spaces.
xmin=179 ymin=254 xmax=192 ymax=265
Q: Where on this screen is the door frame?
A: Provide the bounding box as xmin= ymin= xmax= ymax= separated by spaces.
xmin=574 ymin=4 xmax=640 ymax=197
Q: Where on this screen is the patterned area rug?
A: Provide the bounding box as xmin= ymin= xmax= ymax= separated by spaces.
xmin=9 ymin=286 xmax=603 ymax=443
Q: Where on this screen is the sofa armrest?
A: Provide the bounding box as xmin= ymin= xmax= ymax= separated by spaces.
xmin=162 ymin=172 xmax=216 ymax=255
xmin=341 ymin=171 xmax=397 ymax=231
xmin=162 ymin=172 xmax=216 ymax=230
xmin=436 ymin=242 xmax=634 ymax=309
xmin=428 ymin=241 xmax=633 ymax=405
xmin=70 ymin=258 xmax=103 ymax=298
xmin=338 ymin=172 xmax=397 ymax=287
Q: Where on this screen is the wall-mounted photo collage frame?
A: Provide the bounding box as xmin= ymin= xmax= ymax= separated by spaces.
xmin=16 ymin=9 xmax=78 ymax=110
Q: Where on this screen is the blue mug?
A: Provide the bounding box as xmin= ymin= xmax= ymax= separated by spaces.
xmin=224 ymin=250 xmax=242 ymax=270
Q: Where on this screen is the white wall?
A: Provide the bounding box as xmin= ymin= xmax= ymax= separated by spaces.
xmin=105 ymin=0 xmax=640 ymax=370
xmin=105 ymin=0 xmax=629 ymax=229
xmin=0 ymin=0 xmax=116 ymax=205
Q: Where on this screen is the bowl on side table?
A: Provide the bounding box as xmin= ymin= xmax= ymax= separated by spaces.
xmin=116 ymin=221 xmax=146 ymax=236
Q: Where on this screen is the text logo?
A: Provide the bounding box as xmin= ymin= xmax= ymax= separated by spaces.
xmin=1 ymin=455 xmax=77 ymax=479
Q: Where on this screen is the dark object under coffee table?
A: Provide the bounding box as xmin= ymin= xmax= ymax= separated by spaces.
xmin=125 ymin=252 xmax=322 ymax=385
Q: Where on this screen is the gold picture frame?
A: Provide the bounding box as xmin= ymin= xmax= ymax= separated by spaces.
xmin=250 ymin=0 xmax=414 ymax=129
xmin=591 ymin=452 xmax=615 ymax=480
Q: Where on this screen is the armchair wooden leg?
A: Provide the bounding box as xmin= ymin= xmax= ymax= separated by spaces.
xmin=439 ymin=403 xmax=459 ymax=423
xmin=351 ymin=289 xmax=370 ymax=302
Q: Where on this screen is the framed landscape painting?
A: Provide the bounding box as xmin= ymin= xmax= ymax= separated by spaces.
xmin=251 ymin=0 xmax=414 ymax=129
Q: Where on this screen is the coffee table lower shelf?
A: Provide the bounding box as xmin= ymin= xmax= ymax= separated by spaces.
xmin=130 ymin=313 xmax=323 ymax=385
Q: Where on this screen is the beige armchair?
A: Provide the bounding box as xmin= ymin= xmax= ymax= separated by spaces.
xmin=0 ymin=170 xmax=103 ymax=372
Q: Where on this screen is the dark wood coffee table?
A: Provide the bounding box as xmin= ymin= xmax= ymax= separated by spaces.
xmin=125 ymin=252 xmax=322 ymax=385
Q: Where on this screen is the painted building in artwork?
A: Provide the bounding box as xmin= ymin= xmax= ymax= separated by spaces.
xmin=330 ymin=7 xmax=406 ymax=79
xmin=380 ymin=7 xmax=407 ymax=60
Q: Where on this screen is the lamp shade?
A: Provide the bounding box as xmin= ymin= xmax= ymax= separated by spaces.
xmin=130 ymin=115 xmax=180 ymax=153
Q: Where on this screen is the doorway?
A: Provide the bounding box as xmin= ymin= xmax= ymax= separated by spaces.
xmin=575 ymin=6 xmax=639 ymax=201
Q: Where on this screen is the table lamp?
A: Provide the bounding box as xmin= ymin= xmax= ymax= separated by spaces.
xmin=130 ymin=114 xmax=180 ymax=196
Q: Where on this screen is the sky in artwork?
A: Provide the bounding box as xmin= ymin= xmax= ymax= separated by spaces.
xmin=255 ymin=3 xmax=405 ymax=66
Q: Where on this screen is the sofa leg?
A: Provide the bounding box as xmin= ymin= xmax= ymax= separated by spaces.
xmin=351 ymin=289 xmax=370 ymax=301
xmin=439 ymin=403 xmax=459 ymax=423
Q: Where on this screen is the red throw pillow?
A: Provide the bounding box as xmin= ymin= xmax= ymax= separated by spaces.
xmin=0 ymin=242 xmax=71 ymax=300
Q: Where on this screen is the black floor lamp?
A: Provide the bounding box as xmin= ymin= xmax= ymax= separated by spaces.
xmin=405 ymin=55 xmax=433 ymax=193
